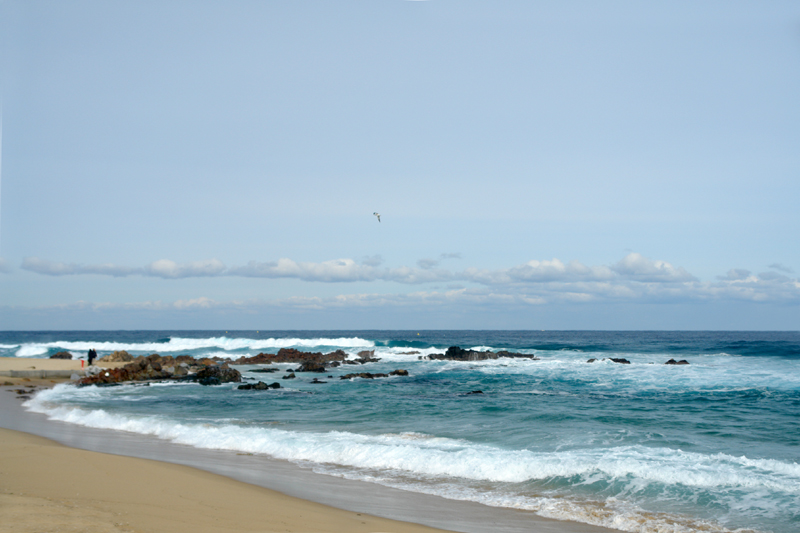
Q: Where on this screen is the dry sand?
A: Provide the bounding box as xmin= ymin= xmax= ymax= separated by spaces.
xmin=0 ymin=427 xmax=456 ymax=533
xmin=0 ymin=357 xmax=126 ymax=387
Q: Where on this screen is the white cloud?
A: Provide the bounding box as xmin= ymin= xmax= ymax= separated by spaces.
xmin=14 ymin=253 xmax=800 ymax=305
xmin=22 ymin=257 xmax=225 ymax=279
xmin=21 ymin=257 xmax=139 ymax=277
xmin=611 ymin=253 xmax=696 ymax=282
xmin=144 ymin=259 xmax=226 ymax=279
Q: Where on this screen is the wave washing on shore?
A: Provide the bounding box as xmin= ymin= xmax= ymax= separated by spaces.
xmin=7 ymin=330 xmax=800 ymax=533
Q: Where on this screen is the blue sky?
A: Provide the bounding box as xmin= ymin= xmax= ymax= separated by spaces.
xmin=1 ymin=1 xmax=799 ymax=330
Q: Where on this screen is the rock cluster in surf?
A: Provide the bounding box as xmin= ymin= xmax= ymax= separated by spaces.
xmin=422 ymin=346 xmax=538 ymax=361
xmin=76 ymin=354 xmax=242 ymax=387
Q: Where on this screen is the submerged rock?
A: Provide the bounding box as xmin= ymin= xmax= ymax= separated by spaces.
xmin=665 ymin=359 xmax=690 ymax=365
xmin=50 ymin=351 xmax=73 ymax=359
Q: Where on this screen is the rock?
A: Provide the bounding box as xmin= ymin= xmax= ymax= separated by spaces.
xmin=194 ymin=366 xmax=242 ymax=386
xmin=587 ymin=358 xmax=597 ymax=363
xmin=297 ymin=362 xmax=326 ymax=373
xmin=389 ymin=369 xmax=409 ymax=376
xmin=399 ymin=351 xmax=420 ymax=355
xmin=269 ymin=382 xmax=280 ymax=389
xmin=251 ymin=368 xmax=280 ymax=373
xmin=665 ymin=359 xmax=690 ymax=365
xmin=340 ymin=372 xmax=388 ymax=380
xmin=610 ymin=358 xmax=631 ymax=364
xmin=466 ymin=390 xmax=484 ymax=395
xmin=97 ymin=350 xmax=133 ymax=363
xmin=238 ymin=383 xmax=253 ymax=390
xmin=253 ymin=381 xmax=269 ymax=390
xmin=310 ymin=378 xmax=327 ymax=384
xmin=50 ymin=351 xmax=73 ymax=359
xmin=425 ymin=346 xmax=535 ymax=361
xmin=234 ymin=348 xmax=349 ymax=365
xmin=282 ymin=373 xmax=296 ymax=380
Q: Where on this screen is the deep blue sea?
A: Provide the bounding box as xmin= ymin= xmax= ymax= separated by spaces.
xmin=3 ymin=331 xmax=799 ymax=533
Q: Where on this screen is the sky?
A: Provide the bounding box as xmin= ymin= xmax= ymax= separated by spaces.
xmin=1 ymin=0 xmax=799 ymax=330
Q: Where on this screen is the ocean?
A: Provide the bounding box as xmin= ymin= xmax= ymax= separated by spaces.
xmin=3 ymin=330 xmax=799 ymax=533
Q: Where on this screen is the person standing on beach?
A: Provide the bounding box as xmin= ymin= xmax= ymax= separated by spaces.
xmin=88 ymin=349 xmax=96 ymax=366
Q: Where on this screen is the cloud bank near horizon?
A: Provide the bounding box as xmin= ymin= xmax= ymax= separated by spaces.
xmin=15 ymin=253 xmax=800 ymax=305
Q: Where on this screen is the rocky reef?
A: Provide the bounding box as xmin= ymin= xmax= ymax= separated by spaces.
xmin=76 ymin=354 xmax=241 ymax=387
xmin=423 ymin=346 xmax=538 ymax=361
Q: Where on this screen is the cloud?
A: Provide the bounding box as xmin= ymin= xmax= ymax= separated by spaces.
xmin=611 ymin=253 xmax=696 ymax=282
xmin=231 ymin=258 xmax=378 ymax=282
xmin=21 ymin=257 xmax=139 ymax=277
xmin=21 ymin=257 xmax=226 ymax=279
xmin=717 ymin=269 xmax=752 ymax=281
xmin=768 ymin=263 xmax=794 ymax=274
xmin=144 ymin=259 xmax=226 ymax=279
xmin=15 ymin=253 xmax=800 ymax=304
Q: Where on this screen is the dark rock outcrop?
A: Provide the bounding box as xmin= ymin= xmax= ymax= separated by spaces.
xmin=251 ymin=368 xmax=280 ymax=373
xmin=234 ymin=348 xmax=349 ymax=366
xmin=310 ymin=378 xmax=327 ymax=384
xmin=76 ymin=354 xmax=240 ymax=387
xmin=297 ymin=362 xmax=326 ymax=373
xmin=340 ymin=372 xmax=388 ymax=380
xmin=587 ymin=357 xmax=631 ymax=364
xmin=282 ymin=373 xmax=296 ymax=379
xmin=665 ymin=359 xmax=690 ymax=365
xmin=340 ymin=370 xmax=409 ymax=380
xmin=425 ymin=346 xmax=537 ymax=362
xmin=195 ymin=365 xmax=242 ymax=386
xmin=238 ymin=381 xmax=281 ymax=390
xmin=50 ymin=351 xmax=73 ymax=359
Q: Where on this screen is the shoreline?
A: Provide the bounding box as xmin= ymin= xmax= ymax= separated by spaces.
xmin=0 ymin=427 xmax=455 ymax=533
xmin=0 ymin=358 xmax=619 ymax=533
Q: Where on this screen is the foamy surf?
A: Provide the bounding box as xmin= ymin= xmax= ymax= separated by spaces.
xmin=25 ymin=385 xmax=794 ymax=533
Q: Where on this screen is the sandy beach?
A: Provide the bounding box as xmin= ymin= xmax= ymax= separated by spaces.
xmin=1 ymin=357 xmax=618 ymax=533
xmin=0 ymin=360 xmax=453 ymax=533
xmin=0 ymin=427 xmax=457 ymax=533
xmin=1 ymin=359 xmax=451 ymax=533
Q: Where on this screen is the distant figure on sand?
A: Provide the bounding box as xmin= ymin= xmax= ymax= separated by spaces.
xmin=88 ymin=349 xmax=97 ymax=365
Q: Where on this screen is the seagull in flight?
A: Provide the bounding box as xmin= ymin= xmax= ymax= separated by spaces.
xmin=373 ymin=212 xmax=381 ymax=223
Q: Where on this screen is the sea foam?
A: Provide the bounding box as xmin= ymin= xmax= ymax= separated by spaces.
xmin=25 ymin=386 xmax=796 ymax=533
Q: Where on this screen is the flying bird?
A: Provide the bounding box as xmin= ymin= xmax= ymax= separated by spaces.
xmin=373 ymin=212 xmax=381 ymax=223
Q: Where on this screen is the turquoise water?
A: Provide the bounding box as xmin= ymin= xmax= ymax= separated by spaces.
xmin=5 ymin=330 xmax=799 ymax=533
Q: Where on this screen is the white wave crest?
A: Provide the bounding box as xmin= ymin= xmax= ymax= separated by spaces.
xmin=12 ymin=336 xmax=374 ymax=358
xmin=26 ymin=388 xmax=800 ymax=494
xmin=25 ymin=386 xmax=791 ymax=533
